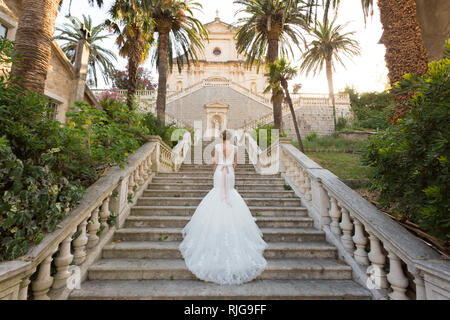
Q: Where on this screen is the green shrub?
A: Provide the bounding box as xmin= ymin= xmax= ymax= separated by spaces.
xmin=344 ymin=87 xmax=395 ymax=130
xmin=306 ymin=132 xmax=318 ymax=142
xmin=0 ymin=37 xmax=153 ymax=260
xmin=362 ymin=48 xmax=450 ymax=243
xmin=141 ymin=113 xmax=190 ymax=148
xmin=336 ymin=117 xmax=348 ymax=131
xmin=0 ymin=137 xmax=84 ymax=260
xmin=250 ymin=123 xmax=287 ymax=148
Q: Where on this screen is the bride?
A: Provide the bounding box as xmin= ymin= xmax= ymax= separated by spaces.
xmin=179 ymin=130 xmax=267 ymax=285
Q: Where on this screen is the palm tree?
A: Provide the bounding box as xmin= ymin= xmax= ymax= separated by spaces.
xmin=105 ymin=0 xmax=153 ymax=110
xmin=55 ymin=15 xmax=117 ymax=87
xmin=234 ymin=0 xmax=312 ymax=131
xmin=264 ymin=58 xmax=305 ymax=152
xmin=11 ymin=0 xmax=104 ymax=94
xmin=300 ymin=17 xmax=360 ymax=129
xmin=143 ymin=0 xmax=208 ymax=127
xmin=307 ymin=0 xmax=429 ymax=91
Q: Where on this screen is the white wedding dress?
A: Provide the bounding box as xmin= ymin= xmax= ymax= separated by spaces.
xmin=179 ymin=143 xmax=267 ymax=285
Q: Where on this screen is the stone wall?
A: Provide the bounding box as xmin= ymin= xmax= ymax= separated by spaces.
xmin=165 ymin=85 xmax=353 ymax=138
xmin=0 ymin=0 xmax=96 ymax=123
xmin=282 ymin=104 xmax=353 ymax=138
xmin=166 ymin=86 xmax=272 ymax=129
xmin=45 ymin=43 xmax=76 ymax=122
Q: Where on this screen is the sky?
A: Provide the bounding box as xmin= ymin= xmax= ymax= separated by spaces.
xmin=55 ymin=0 xmax=389 ymax=93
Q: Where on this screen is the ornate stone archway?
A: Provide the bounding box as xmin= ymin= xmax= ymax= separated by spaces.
xmin=204 ymin=101 xmax=229 ymax=139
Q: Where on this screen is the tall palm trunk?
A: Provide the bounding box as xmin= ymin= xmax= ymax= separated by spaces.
xmin=156 ymin=27 xmax=170 ymax=128
xmin=11 ymin=0 xmax=60 ymax=94
xmin=268 ymin=33 xmax=282 ymax=131
xmin=126 ymin=35 xmax=140 ymax=111
xmin=325 ymin=56 xmax=336 ymax=130
xmin=378 ymin=0 xmax=428 ymax=120
xmin=281 ymin=79 xmax=304 ymax=153
xmin=127 ymin=56 xmax=138 ymax=110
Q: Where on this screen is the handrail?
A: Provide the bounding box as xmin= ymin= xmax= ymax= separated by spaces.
xmin=171 ymin=131 xmax=192 ymax=171
xmin=279 ymin=142 xmax=448 ymax=300
xmin=237 ymin=131 xmax=280 ymax=175
xmin=0 ymin=135 xmax=192 ymax=300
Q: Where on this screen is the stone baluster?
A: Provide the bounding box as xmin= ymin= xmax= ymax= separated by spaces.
xmin=290 ymin=164 xmax=301 ymax=188
xmin=367 ymin=233 xmax=388 ymax=289
xmin=141 ymin=160 xmax=148 ymax=180
xmin=73 ymin=217 xmax=88 ymax=265
xmin=135 ymin=165 xmax=144 ymax=186
xmin=18 ymin=270 xmax=35 ymax=300
xmin=329 ymin=196 xmax=341 ymax=236
xmin=304 ymin=175 xmax=312 ymax=201
xmin=52 ymin=229 xmax=76 ymax=289
xmin=298 ymin=167 xmax=306 ymax=194
xmin=292 ymin=166 xmax=302 ymax=188
xmin=279 ymin=153 xmax=287 ymax=176
xmin=410 ymin=269 xmax=426 ymax=300
xmin=387 ymin=251 xmax=410 ymax=300
xmin=285 ymin=159 xmax=294 ymax=180
xmin=99 ymin=196 xmax=111 ymax=235
xmin=351 ymin=217 xmax=369 ymax=265
xmin=87 ymin=207 xmax=101 ymax=248
xmin=31 ymin=248 xmax=57 ymax=300
xmin=339 ymin=206 xmax=354 ymax=252
xmin=128 ymin=173 xmax=135 ymax=196
xmin=141 ymin=161 xmax=148 ymax=181
xmin=317 ymin=179 xmax=331 ymax=229
xmin=147 ymin=158 xmax=153 ymax=176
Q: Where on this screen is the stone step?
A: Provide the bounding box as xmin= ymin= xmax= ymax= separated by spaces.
xmin=151 ymin=177 xmax=286 ymax=185
xmin=143 ymin=189 xmax=297 ymax=198
xmin=156 ymin=172 xmax=277 ymax=179
xmin=102 ymin=241 xmax=338 ymax=259
xmin=147 ymin=183 xmax=289 ymax=191
xmin=125 ymin=215 xmax=313 ymax=228
xmin=181 ymin=164 xmax=255 ymax=170
xmin=113 ymin=227 xmax=325 ymax=242
xmin=69 ymin=279 xmax=371 ymax=300
xmin=178 ymin=168 xmax=257 ymax=173
xmin=136 ymin=197 xmax=302 ymax=207
xmin=87 ymin=258 xmax=353 ymax=281
xmin=130 ymin=206 xmax=308 ymax=217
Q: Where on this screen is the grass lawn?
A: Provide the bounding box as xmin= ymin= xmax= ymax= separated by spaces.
xmin=307 ymin=152 xmax=373 ymax=180
xmin=291 ymin=136 xmax=373 ymax=180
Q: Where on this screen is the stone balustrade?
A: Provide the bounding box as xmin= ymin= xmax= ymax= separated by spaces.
xmin=0 ymin=136 xmax=191 ymax=300
xmin=239 ymin=132 xmax=449 ymax=300
xmin=238 ymin=92 xmax=352 ymax=131
xmin=278 ymin=142 xmax=449 ymax=300
xmin=171 ymin=131 xmax=192 ymax=171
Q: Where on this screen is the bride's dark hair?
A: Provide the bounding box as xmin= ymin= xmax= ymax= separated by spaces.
xmin=221 ymin=130 xmax=232 ymax=142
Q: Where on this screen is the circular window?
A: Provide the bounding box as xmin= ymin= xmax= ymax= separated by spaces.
xmin=213 ymin=48 xmax=221 ymax=56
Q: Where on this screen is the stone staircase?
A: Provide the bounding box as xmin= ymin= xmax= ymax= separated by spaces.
xmin=70 ymin=143 xmax=371 ymax=300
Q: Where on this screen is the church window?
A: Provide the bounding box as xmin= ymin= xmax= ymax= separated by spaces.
xmin=0 ymin=23 xmax=8 ymax=38
xmin=46 ymin=100 xmax=59 ymax=120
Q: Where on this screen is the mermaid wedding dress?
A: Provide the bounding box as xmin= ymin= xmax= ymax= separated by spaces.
xmin=179 ymin=143 xmax=267 ymax=285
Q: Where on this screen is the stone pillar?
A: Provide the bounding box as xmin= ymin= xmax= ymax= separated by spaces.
xmin=73 ymin=25 xmax=91 ymax=103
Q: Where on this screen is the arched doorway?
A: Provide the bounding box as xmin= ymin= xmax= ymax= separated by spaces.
xmin=204 ymin=101 xmax=230 ymax=139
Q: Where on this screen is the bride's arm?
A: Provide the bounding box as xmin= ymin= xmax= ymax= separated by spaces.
xmin=233 ymin=148 xmax=237 ymax=170
xmin=213 ymin=145 xmax=217 ymax=173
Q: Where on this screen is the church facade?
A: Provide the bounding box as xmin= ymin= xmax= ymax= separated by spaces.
xmin=164 ymin=13 xmax=353 ymax=139
xmin=166 ymin=13 xmax=267 ymax=97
